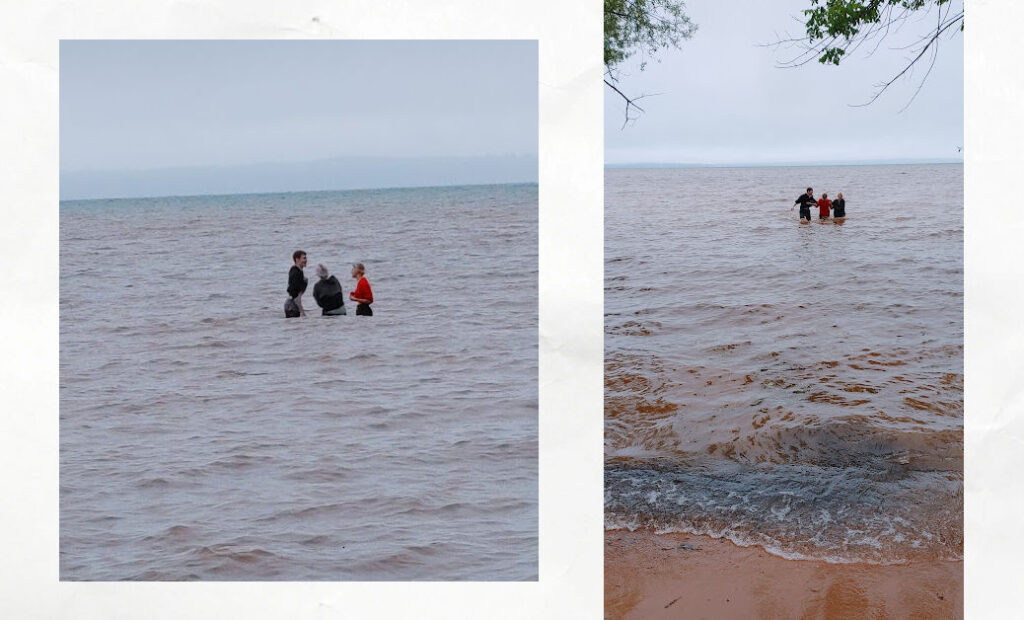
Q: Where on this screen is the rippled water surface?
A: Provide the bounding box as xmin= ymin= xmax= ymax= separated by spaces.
xmin=60 ymin=184 xmax=538 ymax=580
xmin=605 ymin=165 xmax=962 ymax=564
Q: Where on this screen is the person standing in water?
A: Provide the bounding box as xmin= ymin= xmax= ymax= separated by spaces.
xmin=285 ymin=250 xmax=308 ymax=318
xmin=817 ymin=193 xmax=832 ymax=220
xmin=313 ymin=263 xmax=347 ymax=316
xmin=791 ymin=187 xmax=816 ymax=222
xmin=350 ymin=262 xmax=374 ymax=316
xmin=832 ymin=192 xmax=847 ymax=219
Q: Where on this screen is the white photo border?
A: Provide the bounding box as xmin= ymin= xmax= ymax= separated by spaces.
xmin=1 ymin=1 xmax=603 ymax=618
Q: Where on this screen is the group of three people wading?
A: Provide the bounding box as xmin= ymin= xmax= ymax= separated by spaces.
xmin=286 ymin=250 xmax=374 ymax=318
xmin=791 ymin=187 xmax=847 ymax=223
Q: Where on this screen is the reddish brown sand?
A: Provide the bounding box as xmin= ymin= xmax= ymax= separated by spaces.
xmin=605 ymin=529 xmax=963 ymax=620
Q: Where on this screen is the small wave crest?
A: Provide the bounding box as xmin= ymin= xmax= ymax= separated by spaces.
xmin=604 ymin=462 xmax=962 ymax=565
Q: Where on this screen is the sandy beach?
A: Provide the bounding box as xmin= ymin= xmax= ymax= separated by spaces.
xmin=605 ymin=529 xmax=963 ymax=619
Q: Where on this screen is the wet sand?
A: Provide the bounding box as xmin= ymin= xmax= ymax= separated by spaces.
xmin=605 ymin=529 xmax=962 ymax=620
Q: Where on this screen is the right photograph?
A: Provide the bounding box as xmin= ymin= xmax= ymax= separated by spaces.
xmin=603 ymin=1 xmax=963 ymax=618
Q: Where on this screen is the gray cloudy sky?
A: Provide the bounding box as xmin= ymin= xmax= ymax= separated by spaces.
xmin=60 ymin=40 xmax=537 ymax=198
xmin=605 ymin=0 xmax=963 ymax=165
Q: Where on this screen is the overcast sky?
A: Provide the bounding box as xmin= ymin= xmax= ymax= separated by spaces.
xmin=605 ymin=0 xmax=963 ymax=165
xmin=60 ymin=40 xmax=537 ymax=198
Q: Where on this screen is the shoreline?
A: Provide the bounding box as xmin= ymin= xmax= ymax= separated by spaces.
xmin=605 ymin=529 xmax=962 ymax=619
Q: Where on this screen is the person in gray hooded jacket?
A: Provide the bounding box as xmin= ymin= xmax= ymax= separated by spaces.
xmin=312 ymin=263 xmax=347 ymax=316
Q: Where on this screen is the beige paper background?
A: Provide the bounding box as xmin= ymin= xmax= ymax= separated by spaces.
xmin=963 ymin=2 xmax=1024 ymax=618
xmin=0 ymin=0 xmax=1016 ymax=618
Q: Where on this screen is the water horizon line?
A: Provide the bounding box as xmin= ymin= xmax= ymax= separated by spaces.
xmin=59 ymin=179 xmax=539 ymax=204
xmin=605 ymin=158 xmax=964 ymax=170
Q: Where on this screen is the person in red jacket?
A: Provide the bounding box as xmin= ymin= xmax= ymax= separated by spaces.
xmin=349 ymin=262 xmax=374 ymax=316
xmin=817 ymin=193 xmax=832 ymax=220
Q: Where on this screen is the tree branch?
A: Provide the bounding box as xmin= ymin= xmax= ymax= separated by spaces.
xmin=767 ymin=1 xmax=962 ymax=108
xmin=852 ymin=11 xmax=962 ymax=108
xmin=605 ymin=78 xmax=660 ymax=129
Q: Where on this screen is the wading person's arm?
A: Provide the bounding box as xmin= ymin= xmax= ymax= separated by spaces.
xmin=349 ymin=276 xmax=373 ymax=305
xmin=288 ymin=267 xmax=307 ymax=317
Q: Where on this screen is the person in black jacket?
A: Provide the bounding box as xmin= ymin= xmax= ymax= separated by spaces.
xmin=791 ymin=187 xmax=816 ymax=222
xmin=285 ymin=250 xmax=308 ymax=318
xmin=832 ymin=193 xmax=847 ymax=219
xmin=312 ymin=263 xmax=347 ymax=316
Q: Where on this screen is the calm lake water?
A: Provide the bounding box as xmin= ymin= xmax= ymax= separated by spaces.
xmin=605 ymin=164 xmax=963 ymax=564
xmin=60 ymin=183 xmax=538 ymax=580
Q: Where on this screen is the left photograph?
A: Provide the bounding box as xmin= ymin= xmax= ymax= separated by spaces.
xmin=59 ymin=40 xmax=538 ymax=581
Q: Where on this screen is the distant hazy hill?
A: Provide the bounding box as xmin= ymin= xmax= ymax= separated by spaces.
xmin=61 ymin=154 xmax=538 ymax=200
